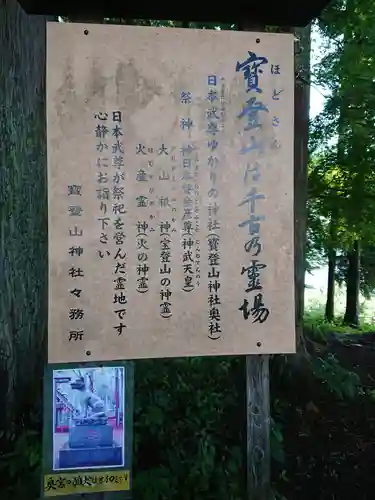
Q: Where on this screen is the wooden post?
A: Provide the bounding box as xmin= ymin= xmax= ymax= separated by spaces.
xmin=238 ymin=21 xmax=302 ymax=500
xmin=245 ymin=356 xmax=271 ymax=500
xmin=237 ymin=20 xmax=272 ymax=500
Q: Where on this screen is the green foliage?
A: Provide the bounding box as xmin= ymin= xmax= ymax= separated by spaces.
xmin=304 ymin=308 xmax=370 ymax=401
xmin=335 ymin=248 xmax=375 ymax=299
xmin=270 ymin=419 xmax=285 ymax=464
xmin=0 ymin=430 xmax=41 ymax=498
xmin=312 ymin=353 xmax=363 ymax=399
xmin=304 ymin=306 xmax=374 ymax=337
xmin=307 ymin=0 xmax=375 ymax=323
xmin=0 ymin=357 xmax=290 ymax=500
xmin=132 ymin=357 xmax=246 ymax=500
xmin=0 ymin=350 xmax=372 ymax=500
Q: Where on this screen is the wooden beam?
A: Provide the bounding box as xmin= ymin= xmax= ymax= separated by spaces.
xmin=245 ymin=356 xmax=271 ymax=500
xmin=238 ymin=21 xmax=272 ymax=500
xmin=18 ymin=0 xmax=332 ymax=27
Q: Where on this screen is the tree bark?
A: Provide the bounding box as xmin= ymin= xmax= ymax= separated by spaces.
xmin=325 ymin=211 xmax=338 ymax=322
xmin=0 ymin=0 xmax=48 ymax=433
xmin=325 ymin=248 xmax=336 ymax=322
xmin=294 ymin=25 xmax=311 ymax=352
xmin=343 ymin=240 xmax=360 ymax=327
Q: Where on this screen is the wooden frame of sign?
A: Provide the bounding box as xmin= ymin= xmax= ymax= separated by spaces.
xmin=19 ymin=0 xmax=333 ymax=27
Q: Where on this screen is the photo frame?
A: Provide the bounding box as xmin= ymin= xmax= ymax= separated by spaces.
xmin=42 ymin=361 xmax=133 ymax=497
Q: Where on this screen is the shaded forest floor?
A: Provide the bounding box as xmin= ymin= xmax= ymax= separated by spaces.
xmin=278 ymin=333 xmax=375 ymax=500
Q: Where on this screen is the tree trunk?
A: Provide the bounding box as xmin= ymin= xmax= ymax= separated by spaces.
xmin=294 ymin=25 xmax=311 ymax=352
xmin=325 ymin=248 xmax=336 ymax=322
xmin=325 ymin=212 xmax=337 ymax=322
xmin=343 ymin=240 xmax=360 ymax=327
xmin=0 ymin=0 xmax=48 ymax=433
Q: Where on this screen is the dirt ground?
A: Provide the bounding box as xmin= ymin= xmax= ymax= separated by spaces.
xmin=278 ymin=336 xmax=375 ymax=500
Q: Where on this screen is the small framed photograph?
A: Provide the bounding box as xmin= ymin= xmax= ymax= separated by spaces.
xmin=42 ymin=361 xmax=133 ymax=497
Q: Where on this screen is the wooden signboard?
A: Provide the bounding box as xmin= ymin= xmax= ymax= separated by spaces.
xmin=47 ymin=22 xmax=295 ymax=363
